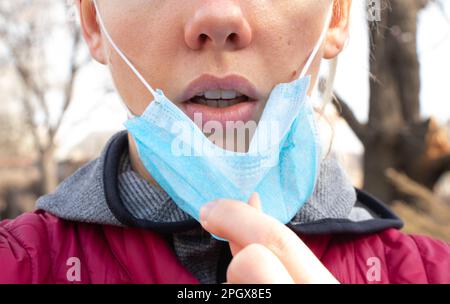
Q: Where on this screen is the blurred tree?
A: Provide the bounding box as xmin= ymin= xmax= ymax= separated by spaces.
xmin=0 ymin=112 xmax=24 ymax=157
xmin=0 ymin=0 xmax=89 ymax=194
xmin=332 ymin=0 xmax=450 ymax=203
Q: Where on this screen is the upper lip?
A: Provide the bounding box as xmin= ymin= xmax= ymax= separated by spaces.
xmin=179 ymin=74 xmax=260 ymax=103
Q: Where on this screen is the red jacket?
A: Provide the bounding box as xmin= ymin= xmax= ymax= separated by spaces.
xmin=0 ymin=210 xmax=449 ymax=284
xmin=1 ymin=132 xmax=449 ymax=284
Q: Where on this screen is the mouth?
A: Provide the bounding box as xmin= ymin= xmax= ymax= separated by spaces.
xmin=180 ymin=74 xmax=261 ymax=127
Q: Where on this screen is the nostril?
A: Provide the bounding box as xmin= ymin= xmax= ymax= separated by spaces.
xmin=199 ymin=33 xmax=209 ymax=43
xmin=185 ymin=5 xmax=253 ymax=51
xmin=228 ymin=33 xmax=238 ymax=43
xmin=198 ymin=32 xmax=239 ymax=47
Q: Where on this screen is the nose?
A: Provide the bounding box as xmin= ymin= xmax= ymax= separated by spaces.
xmin=184 ymin=1 xmax=253 ymax=51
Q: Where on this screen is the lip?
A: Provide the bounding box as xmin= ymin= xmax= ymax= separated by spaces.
xmin=179 ymin=74 xmax=262 ymax=126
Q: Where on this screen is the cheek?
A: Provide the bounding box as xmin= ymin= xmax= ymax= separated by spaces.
xmin=254 ymin=2 xmax=326 ymax=83
xmin=104 ymin=4 xmax=182 ymax=112
xmin=107 ymin=7 xmax=180 ymax=74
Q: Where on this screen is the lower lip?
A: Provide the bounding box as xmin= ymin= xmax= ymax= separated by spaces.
xmin=181 ymin=100 xmax=259 ymax=127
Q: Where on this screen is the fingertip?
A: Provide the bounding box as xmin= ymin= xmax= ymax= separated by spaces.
xmin=200 ymin=201 xmax=216 ymax=227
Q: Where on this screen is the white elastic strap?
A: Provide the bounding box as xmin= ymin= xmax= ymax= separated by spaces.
xmin=93 ymin=0 xmax=157 ymax=99
xmin=299 ymin=6 xmax=334 ymax=79
xmin=94 ymin=0 xmax=332 ymax=113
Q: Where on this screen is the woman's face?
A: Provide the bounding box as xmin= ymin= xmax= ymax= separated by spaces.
xmin=82 ymin=0 xmax=346 ymax=127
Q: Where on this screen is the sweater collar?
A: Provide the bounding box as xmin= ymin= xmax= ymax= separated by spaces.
xmin=37 ymin=131 xmax=403 ymax=235
xmin=106 ymin=131 xmax=402 ymax=235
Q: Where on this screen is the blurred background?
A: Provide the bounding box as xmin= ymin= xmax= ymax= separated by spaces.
xmin=0 ymin=0 xmax=449 ymax=241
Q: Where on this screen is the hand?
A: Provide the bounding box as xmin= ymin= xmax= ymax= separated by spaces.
xmin=200 ymin=193 xmax=340 ymax=284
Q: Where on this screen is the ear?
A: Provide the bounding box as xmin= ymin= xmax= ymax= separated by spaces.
xmin=323 ymin=0 xmax=352 ymax=59
xmin=76 ymin=0 xmax=107 ymax=64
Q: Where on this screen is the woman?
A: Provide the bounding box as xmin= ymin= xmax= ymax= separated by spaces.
xmin=0 ymin=0 xmax=449 ymax=284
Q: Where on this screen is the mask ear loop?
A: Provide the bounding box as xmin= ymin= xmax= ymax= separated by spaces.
xmin=298 ymin=5 xmax=334 ymax=80
xmin=93 ymin=0 xmax=157 ymax=118
xmin=296 ymin=5 xmax=334 ymax=164
xmin=94 ymin=0 xmax=332 ymax=116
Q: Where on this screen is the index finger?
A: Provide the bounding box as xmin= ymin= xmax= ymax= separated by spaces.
xmin=200 ymin=199 xmax=338 ymax=284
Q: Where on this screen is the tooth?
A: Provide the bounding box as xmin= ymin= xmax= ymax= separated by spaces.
xmin=221 ymin=90 xmax=237 ymax=100
xmin=204 ymin=90 xmax=221 ymax=99
xmin=218 ymin=100 xmax=229 ymax=108
xmin=196 ymin=92 xmax=204 ymax=97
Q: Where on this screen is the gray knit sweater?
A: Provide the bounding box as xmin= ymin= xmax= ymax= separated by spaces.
xmin=36 ymin=131 xmax=368 ymax=284
xmin=116 ymin=151 xmax=357 ymax=283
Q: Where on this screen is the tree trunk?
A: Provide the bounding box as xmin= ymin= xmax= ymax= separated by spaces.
xmin=361 ymin=0 xmax=445 ymax=203
xmin=330 ymin=0 xmax=450 ymax=204
xmin=39 ymin=145 xmax=58 ymax=195
xmin=363 ymin=137 xmax=399 ymax=203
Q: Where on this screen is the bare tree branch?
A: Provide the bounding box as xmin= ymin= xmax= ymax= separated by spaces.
xmin=49 ymin=27 xmax=84 ymax=143
xmin=430 ymin=153 xmax=450 ymax=182
xmin=331 ymin=92 xmax=368 ymax=143
xmin=386 ymin=168 xmax=449 ymax=224
xmin=21 ymin=95 xmax=44 ymax=155
xmin=12 ymin=56 xmax=50 ymax=130
xmin=0 ymin=0 xmax=91 ymax=193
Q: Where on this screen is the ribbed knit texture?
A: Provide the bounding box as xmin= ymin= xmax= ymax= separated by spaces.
xmin=118 ymin=153 xmax=222 ymax=283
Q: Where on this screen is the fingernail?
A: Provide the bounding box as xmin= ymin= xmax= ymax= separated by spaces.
xmin=200 ymin=202 xmax=215 ymax=226
xmin=248 ymin=192 xmax=262 ymax=211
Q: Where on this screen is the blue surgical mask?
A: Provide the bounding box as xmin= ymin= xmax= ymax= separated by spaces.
xmin=94 ymin=0 xmax=333 ymax=227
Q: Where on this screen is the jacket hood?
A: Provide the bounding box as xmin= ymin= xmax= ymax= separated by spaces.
xmin=37 ymin=131 xmax=403 ymax=236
